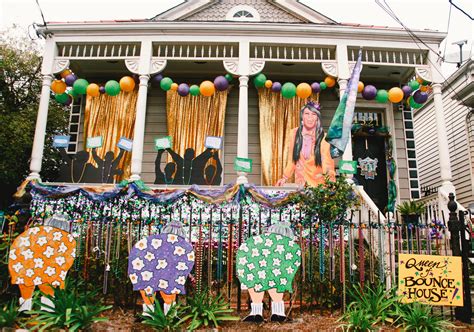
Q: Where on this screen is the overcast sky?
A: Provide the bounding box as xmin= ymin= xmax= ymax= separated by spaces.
xmin=1 ymin=0 xmax=472 ymax=77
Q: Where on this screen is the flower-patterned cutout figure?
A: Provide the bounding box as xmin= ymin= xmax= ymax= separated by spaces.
xmin=236 ymin=222 xmax=301 ymax=323
xmin=8 ymin=214 xmax=76 ymax=313
xmin=128 ymin=221 xmax=194 ymax=317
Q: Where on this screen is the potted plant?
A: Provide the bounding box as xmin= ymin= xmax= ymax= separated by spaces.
xmin=396 ymin=200 xmax=425 ymax=224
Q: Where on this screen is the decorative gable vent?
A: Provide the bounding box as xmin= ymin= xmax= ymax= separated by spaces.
xmin=225 ymin=5 xmax=260 ymax=22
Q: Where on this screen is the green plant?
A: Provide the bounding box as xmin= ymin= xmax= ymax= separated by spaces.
xmin=29 ymin=279 xmax=111 ymax=331
xmin=338 ymin=305 xmax=374 ymax=331
xmin=394 ymin=301 xmax=455 ymax=331
xmin=180 ymin=290 xmax=239 ymax=330
xmin=293 ymin=176 xmax=359 ymax=226
xmin=141 ymin=301 xmax=184 ymax=331
xmin=396 ymin=200 xmax=425 ymax=216
xmin=341 ymin=283 xmax=399 ymax=329
xmin=0 ymin=299 xmax=20 ymax=328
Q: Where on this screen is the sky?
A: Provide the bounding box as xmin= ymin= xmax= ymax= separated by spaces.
xmin=1 ymin=0 xmax=472 ymax=77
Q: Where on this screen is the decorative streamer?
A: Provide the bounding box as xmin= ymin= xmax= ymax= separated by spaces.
xmin=329 ymin=224 xmax=335 ymax=281
xmin=368 ymin=212 xmax=374 ymax=284
xmin=103 ymin=221 xmax=113 ymax=294
xmin=377 ymin=211 xmax=384 ymax=284
xmin=387 ymin=223 xmax=394 ymax=287
xmin=358 ymin=210 xmax=364 ymax=288
xmin=416 ymin=225 xmax=421 ymax=254
xmin=208 ymin=209 xmax=213 ymax=291
xmin=319 ymin=223 xmax=325 ymax=279
xmin=308 ymin=218 xmax=313 ymax=282
xmin=227 ymin=221 xmax=234 ymax=300
xmin=217 ymin=209 xmax=223 ymax=283
xmin=195 ymin=211 xmax=203 ymax=294
xmin=339 ymin=224 xmax=346 ymax=313
xmin=348 ymin=213 xmax=354 ymax=283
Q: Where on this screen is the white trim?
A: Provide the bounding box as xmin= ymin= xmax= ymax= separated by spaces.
xmin=226 ymin=5 xmax=260 ymax=22
xmin=153 ymin=0 xmax=216 ymax=21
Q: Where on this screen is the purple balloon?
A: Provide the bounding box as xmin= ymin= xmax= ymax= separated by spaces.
xmin=402 ymin=85 xmax=412 ymax=99
xmin=413 ymin=90 xmax=428 ymax=104
xmin=132 ymin=74 xmax=140 ymax=84
xmin=64 ymin=95 xmax=73 ymax=106
xmin=177 ymin=83 xmax=190 ymax=97
xmin=271 ymin=82 xmax=282 ymax=92
xmin=311 ymin=82 xmax=321 ymax=94
xmin=362 ymin=85 xmax=377 ymax=100
xmin=151 ymin=74 xmax=163 ymax=87
xmin=99 ymin=86 xmax=106 ymax=94
xmin=64 ymin=74 xmax=77 ymax=87
xmin=214 ymin=76 xmax=229 ymax=91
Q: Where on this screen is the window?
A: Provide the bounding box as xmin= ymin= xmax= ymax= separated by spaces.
xmin=226 ymin=5 xmax=260 ymax=22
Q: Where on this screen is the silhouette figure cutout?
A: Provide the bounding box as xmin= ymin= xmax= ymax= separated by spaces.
xmin=91 ymin=148 xmax=125 ymax=183
xmin=57 ymin=148 xmax=96 ymax=183
xmin=155 ymin=149 xmax=177 ymax=184
xmin=166 ymin=147 xmax=213 ymax=185
xmin=203 ymin=151 xmax=222 ymax=185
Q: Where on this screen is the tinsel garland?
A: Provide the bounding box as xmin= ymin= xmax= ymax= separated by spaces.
xmin=319 ymin=223 xmax=325 ymax=279
xmin=358 ymin=213 xmax=365 ymax=289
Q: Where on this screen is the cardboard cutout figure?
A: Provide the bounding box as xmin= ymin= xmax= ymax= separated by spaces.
xmin=8 ymin=215 xmax=76 ymax=312
xmin=91 ymin=148 xmax=125 ymax=183
xmin=276 ymin=102 xmax=335 ymax=187
xmin=56 ymin=148 xmax=96 ymax=183
xmin=236 ymin=222 xmax=301 ymax=322
xmin=128 ymin=221 xmax=195 ymax=316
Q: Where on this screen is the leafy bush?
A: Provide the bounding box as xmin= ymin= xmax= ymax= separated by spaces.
xmin=29 ymin=279 xmax=111 ymax=331
xmin=0 ymin=299 xmax=20 ymax=328
xmin=394 ymin=301 xmax=455 ymax=331
xmin=339 ymin=283 xmax=399 ymax=330
xmin=339 ymin=305 xmax=374 ymax=331
xmin=141 ymin=301 xmax=183 ymax=331
xmin=180 ymin=290 xmax=238 ymax=330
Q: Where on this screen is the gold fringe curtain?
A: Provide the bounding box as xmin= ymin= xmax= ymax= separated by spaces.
xmin=83 ymin=90 xmax=138 ymax=180
xmin=166 ymin=89 xmax=229 ymax=159
xmin=258 ymin=88 xmax=319 ymax=186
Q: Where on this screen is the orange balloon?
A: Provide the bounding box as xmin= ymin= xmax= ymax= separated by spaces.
xmin=51 ymin=80 xmax=67 ymax=94
xmin=324 ymin=76 xmax=336 ymax=88
xmin=388 ymin=87 xmax=404 ymax=103
xmin=86 ymin=83 xmax=100 ymax=97
xmin=417 ymin=77 xmax=424 ymax=84
xmin=265 ymin=80 xmax=273 ymax=88
xmin=420 ymin=85 xmax=428 ymax=92
xmin=200 ymin=80 xmax=215 ymax=97
xmin=119 ymin=76 xmax=136 ymax=92
xmin=170 ymin=83 xmax=178 ymax=91
xmin=60 ymin=69 xmax=72 ymax=79
xmin=296 ymin=83 xmax=312 ymax=99
xmin=357 ymin=81 xmax=364 ymax=93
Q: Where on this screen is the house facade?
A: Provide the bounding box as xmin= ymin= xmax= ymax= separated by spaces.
xmin=28 ymin=0 xmax=452 ymax=218
xmin=414 ymin=58 xmax=474 ymax=210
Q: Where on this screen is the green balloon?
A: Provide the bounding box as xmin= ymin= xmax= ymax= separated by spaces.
xmin=73 ymin=79 xmax=89 ymax=95
xmin=320 ymin=82 xmax=327 ymax=90
xmin=253 ymin=73 xmax=267 ymax=88
xmin=409 ymin=96 xmax=422 ymax=109
xmin=55 ymin=93 xmax=69 ymax=104
xmin=69 ymin=89 xmax=79 ymax=99
xmin=408 ymin=80 xmax=420 ymax=91
xmin=421 ymin=80 xmax=430 ymax=86
xmin=160 ymin=77 xmax=173 ymax=91
xmin=105 ymin=80 xmax=121 ymax=96
xmin=375 ymin=89 xmax=389 ymax=103
xmin=281 ymin=82 xmax=296 ymax=99
xmin=225 ymin=73 xmax=233 ymax=82
xmin=189 ymin=85 xmax=200 ymax=96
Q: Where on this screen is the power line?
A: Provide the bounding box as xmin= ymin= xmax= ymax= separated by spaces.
xmin=35 ymin=0 xmax=47 ymax=28
xmin=442 ymin=3 xmax=453 ymax=59
xmin=375 ymin=0 xmax=466 ymax=102
xmin=449 ymin=0 xmax=474 ymax=20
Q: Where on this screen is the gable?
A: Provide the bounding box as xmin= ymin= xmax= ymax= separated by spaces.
xmin=152 ymin=0 xmax=337 ymax=24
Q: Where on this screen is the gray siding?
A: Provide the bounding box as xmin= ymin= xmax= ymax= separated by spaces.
xmin=414 ymin=78 xmax=473 ymax=207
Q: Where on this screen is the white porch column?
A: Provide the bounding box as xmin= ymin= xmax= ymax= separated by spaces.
xmin=28 ymin=39 xmax=57 ymax=180
xmin=129 ymin=40 xmax=153 ymax=181
xmin=236 ymin=41 xmax=251 ymax=184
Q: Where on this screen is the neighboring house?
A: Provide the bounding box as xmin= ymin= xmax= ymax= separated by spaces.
xmin=414 ymin=58 xmax=474 ymax=210
xmin=28 ymin=0 xmax=452 ymax=218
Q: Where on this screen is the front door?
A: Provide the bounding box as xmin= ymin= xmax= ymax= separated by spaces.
xmin=353 ymin=136 xmax=388 ymax=212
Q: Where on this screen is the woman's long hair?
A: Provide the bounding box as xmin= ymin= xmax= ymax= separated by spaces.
xmin=292 ymin=102 xmax=324 ymax=166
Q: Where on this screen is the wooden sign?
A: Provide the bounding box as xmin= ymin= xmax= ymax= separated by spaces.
xmin=53 ymin=135 xmax=70 ymax=148
xmin=118 ymin=137 xmax=133 ymax=151
xmin=87 ymin=136 xmax=103 ymax=149
xmin=205 ymin=136 xmax=222 ymax=150
xmin=398 ymin=253 xmax=463 ymax=306
xmin=234 ymin=157 xmax=252 ymax=173
xmin=155 ymin=136 xmax=172 ymax=150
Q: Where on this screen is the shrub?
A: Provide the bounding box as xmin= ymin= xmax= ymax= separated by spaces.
xmin=394 ymin=301 xmax=455 ymax=331
xmin=0 ymin=299 xmax=20 ymax=328
xmin=141 ymin=300 xmax=183 ymax=331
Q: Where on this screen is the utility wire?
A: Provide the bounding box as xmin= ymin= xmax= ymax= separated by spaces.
xmin=441 ymin=3 xmax=453 ymax=60
xmin=376 ymin=0 xmax=465 ymax=102
xmin=449 ymin=0 xmax=474 ymax=20
xmin=35 ymin=0 xmax=47 ymax=28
